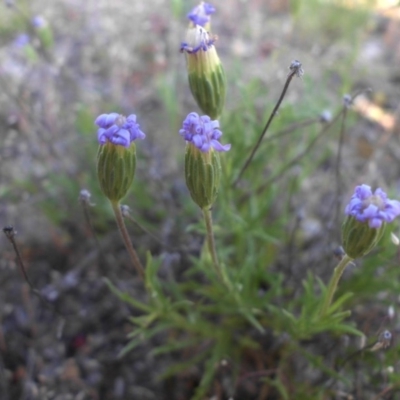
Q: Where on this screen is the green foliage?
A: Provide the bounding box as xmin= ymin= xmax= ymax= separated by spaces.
xmin=3 ymin=1 xmax=397 ymax=398
xmin=290 ymin=0 xmax=371 ymax=46
xmin=0 ymin=1 xmax=29 ymax=37
xmin=156 ymin=75 xmax=181 ymax=135
xmin=171 ymin=0 xmax=185 ymax=19
xmin=102 ymin=67 xmax=400 ymax=396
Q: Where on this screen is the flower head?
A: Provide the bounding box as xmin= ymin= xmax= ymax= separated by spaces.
xmin=180 ymin=12 xmax=226 ymax=119
xmin=95 ymin=113 xmax=145 ymax=201
xmin=345 ymin=184 xmax=400 ymax=229
xmin=32 ymin=15 xmax=47 ymax=28
xmin=30 ymin=15 xmax=53 ymax=50
xmin=13 ymin=33 xmax=30 ymax=48
xmin=95 ymin=113 xmax=145 ymax=148
xmin=179 ymin=112 xmax=230 ymax=153
xmin=342 ymin=184 xmax=400 ymax=259
xmin=181 ymin=112 xmax=227 ymax=208
xmin=187 ymin=2 xmax=215 ymax=27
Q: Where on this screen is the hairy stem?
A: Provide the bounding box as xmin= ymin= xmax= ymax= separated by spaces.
xmin=319 ymin=254 xmax=353 ymax=317
xmin=233 ymin=62 xmax=302 ymax=186
xmin=111 ymin=201 xmax=145 ymax=279
xmin=202 ymin=207 xmax=224 ymax=282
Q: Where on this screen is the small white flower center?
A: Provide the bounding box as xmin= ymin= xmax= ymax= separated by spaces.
xmin=185 ymin=25 xmax=210 ymax=49
xmin=115 ymin=115 xmax=126 ymax=127
xmin=363 ymin=195 xmax=384 ymax=210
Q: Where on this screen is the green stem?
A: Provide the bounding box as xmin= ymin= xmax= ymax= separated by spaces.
xmin=319 ymin=254 xmax=353 ymax=317
xmin=202 ymin=207 xmax=224 ymax=283
xmin=233 ymin=65 xmax=300 ymax=187
xmin=111 ymin=201 xmax=145 ymax=279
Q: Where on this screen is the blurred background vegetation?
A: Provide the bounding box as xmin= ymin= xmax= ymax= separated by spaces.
xmin=1 ymin=0 xmax=400 ymax=399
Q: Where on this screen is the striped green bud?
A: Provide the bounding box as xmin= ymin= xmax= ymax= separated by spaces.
xmin=181 ymin=26 xmax=226 ymax=120
xmin=32 ymin=16 xmax=54 ymax=50
xmin=97 ymin=142 xmax=136 ymax=203
xmin=342 ymin=184 xmax=400 ymax=258
xmin=341 ymin=216 xmax=386 ymax=259
xmin=185 ymin=143 xmax=221 ymax=209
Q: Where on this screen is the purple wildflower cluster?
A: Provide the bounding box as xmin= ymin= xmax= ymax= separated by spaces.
xmin=187 ymin=2 xmax=215 ymax=27
xmin=179 ymin=112 xmax=230 ymax=153
xmin=345 ymin=184 xmax=400 ymax=228
xmin=95 ymin=113 xmax=145 ymax=148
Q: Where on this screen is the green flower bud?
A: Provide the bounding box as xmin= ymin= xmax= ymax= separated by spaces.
xmin=32 ymin=16 xmax=54 ymax=50
xmin=341 ymin=216 xmax=386 ymax=259
xmin=185 ymin=143 xmax=221 ymax=209
xmin=95 ymin=113 xmax=145 ymax=203
xmin=97 ymin=142 xmax=136 ymax=203
xmin=181 ymin=26 xmax=226 ymax=119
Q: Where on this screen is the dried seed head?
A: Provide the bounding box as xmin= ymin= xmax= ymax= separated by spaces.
xmin=79 ymin=189 xmax=95 ymax=206
xmin=3 ymin=225 xmax=16 ymax=239
xmin=343 ymin=94 xmax=352 ymax=108
xmin=120 ymin=204 xmax=131 ymax=218
xmin=319 ymin=110 xmax=332 ymax=123
xmin=289 ymin=60 xmax=304 ymax=78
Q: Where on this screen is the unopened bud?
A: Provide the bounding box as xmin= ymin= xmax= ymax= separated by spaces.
xmin=32 ymin=16 xmax=54 ymax=50
xmin=181 ymin=25 xmax=226 ymax=119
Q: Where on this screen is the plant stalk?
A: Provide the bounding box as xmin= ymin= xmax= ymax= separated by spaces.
xmin=233 ymin=64 xmax=301 ymax=186
xmin=319 ymin=254 xmax=353 ymax=317
xmin=202 ymin=207 xmax=224 ymax=283
xmin=111 ymin=201 xmax=145 ymax=279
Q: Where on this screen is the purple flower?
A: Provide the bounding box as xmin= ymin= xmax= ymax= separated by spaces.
xmin=95 ymin=113 xmax=145 ymax=147
xmin=13 ymin=33 xmax=30 ymax=48
xmin=32 ymin=15 xmax=46 ymax=28
xmin=345 ymin=184 xmax=400 ymax=228
xmin=187 ymin=2 xmax=215 ymax=27
xmin=179 ymin=112 xmax=230 ymax=152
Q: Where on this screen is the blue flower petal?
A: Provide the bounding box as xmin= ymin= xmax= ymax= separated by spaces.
xmin=97 ymin=128 xmax=107 ymax=144
xmin=211 ymin=140 xmax=231 ymax=152
xmin=187 ymin=2 xmax=216 ymax=27
xmin=116 ymin=129 xmax=130 ymax=147
xmin=179 ymin=112 xmax=230 ymax=153
xmin=95 ymin=114 xmax=109 ymax=128
xmin=95 ymin=113 xmax=145 ymax=146
xmin=345 ymin=185 xmax=400 ymax=228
